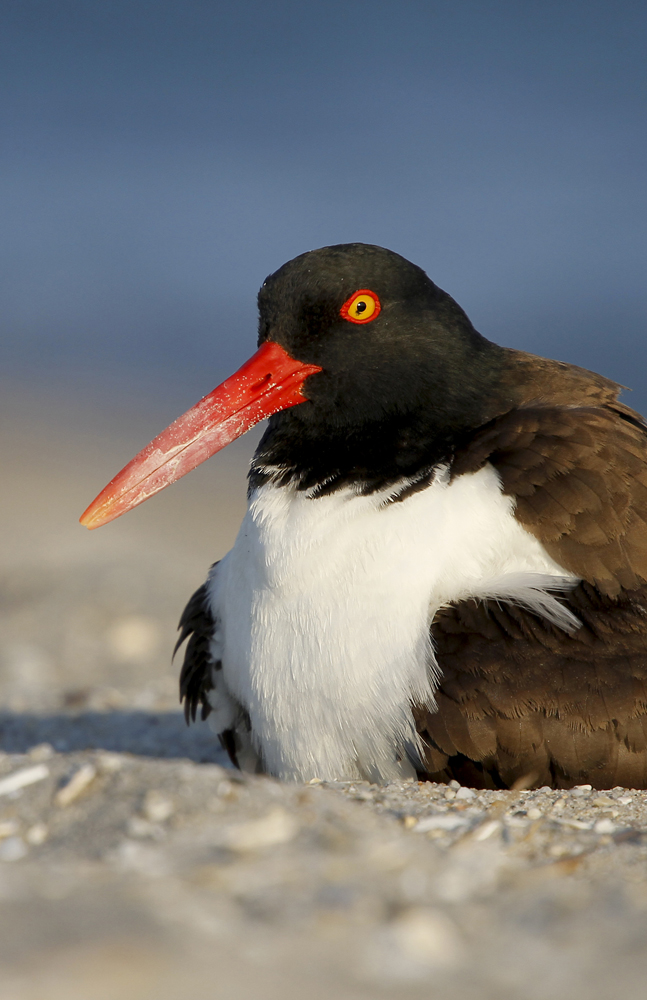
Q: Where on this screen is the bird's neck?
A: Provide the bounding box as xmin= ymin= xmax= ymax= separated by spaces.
xmin=249 ymin=347 xmax=624 ymax=498
xmin=250 ymin=410 xmax=454 ymax=497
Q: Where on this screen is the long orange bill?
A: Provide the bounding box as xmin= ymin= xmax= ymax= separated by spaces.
xmin=80 ymin=340 xmax=322 ymax=529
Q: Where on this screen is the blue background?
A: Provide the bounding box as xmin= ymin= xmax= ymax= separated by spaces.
xmin=2 ymin=0 xmax=646 ymax=416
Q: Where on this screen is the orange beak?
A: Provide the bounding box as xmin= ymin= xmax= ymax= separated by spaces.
xmin=79 ymin=341 xmax=322 ymax=529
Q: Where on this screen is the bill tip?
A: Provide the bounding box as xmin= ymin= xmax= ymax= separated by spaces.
xmin=79 ymin=507 xmax=104 ymax=530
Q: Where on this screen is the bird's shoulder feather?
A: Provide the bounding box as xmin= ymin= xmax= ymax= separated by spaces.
xmin=452 ymin=392 xmax=647 ymax=596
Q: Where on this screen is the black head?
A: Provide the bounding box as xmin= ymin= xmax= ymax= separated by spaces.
xmin=253 ymin=243 xmax=509 ymax=495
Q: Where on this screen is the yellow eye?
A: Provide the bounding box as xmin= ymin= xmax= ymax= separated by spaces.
xmin=340 ymin=289 xmax=381 ymax=325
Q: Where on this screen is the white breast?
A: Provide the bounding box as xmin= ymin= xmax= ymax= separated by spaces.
xmin=207 ymin=464 xmax=578 ymax=783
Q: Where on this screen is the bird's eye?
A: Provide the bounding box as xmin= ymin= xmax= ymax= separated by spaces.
xmin=340 ymin=289 xmax=381 ymax=325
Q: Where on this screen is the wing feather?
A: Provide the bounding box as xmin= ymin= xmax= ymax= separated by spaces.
xmin=452 ymin=404 xmax=647 ymax=596
xmin=419 ymin=583 xmax=647 ymax=788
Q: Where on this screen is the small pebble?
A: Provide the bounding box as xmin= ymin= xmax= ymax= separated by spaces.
xmin=96 ymin=753 xmax=125 ymax=773
xmin=527 ymin=808 xmax=542 ymax=820
xmin=474 ymin=819 xmax=502 ymax=841
xmin=455 ymin=787 xmax=475 ymax=801
xmin=26 ymin=823 xmax=48 ymax=846
xmin=143 ymin=790 xmax=174 ymax=823
xmin=219 ymin=807 xmax=299 ymax=851
xmin=369 ymin=908 xmax=463 ymax=977
xmin=55 ymin=763 xmax=97 ymax=807
xmin=415 ymin=814 xmax=468 ymax=833
xmin=444 ymin=789 xmax=457 ymax=800
xmin=594 ymin=818 xmax=616 ymax=834
xmin=28 ymin=743 xmax=54 ymax=762
xmin=553 ymin=816 xmax=592 ymax=830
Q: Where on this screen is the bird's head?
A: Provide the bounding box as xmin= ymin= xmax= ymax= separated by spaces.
xmin=80 ymin=243 xmax=505 ymax=528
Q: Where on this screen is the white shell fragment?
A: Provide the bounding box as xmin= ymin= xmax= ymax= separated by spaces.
xmin=54 ymin=763 xmax=97 ymax=807
xmin=142 ymin=790 xmax=174 ymax=823
xmin=414 ymin=813 xmax=470 ymax=833
xmin=218 ymin=807 xmax=299 ymax=851
xmin=0 ymin=764 xmax=50 ymax=797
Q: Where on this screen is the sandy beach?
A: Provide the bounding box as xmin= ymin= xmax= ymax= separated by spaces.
xmin=2 ymin=386 xmax=647 ymax=999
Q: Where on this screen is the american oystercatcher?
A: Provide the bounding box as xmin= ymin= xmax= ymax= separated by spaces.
xmin=81 ymin=244 xmax=647 ymax=789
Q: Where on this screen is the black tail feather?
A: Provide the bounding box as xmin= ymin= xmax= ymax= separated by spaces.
xmin=176 ymin=570 xmax=218 ymax=725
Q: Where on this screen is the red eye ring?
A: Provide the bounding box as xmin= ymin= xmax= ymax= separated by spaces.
xmin=340 ymin=289 xmax=381 ymax=325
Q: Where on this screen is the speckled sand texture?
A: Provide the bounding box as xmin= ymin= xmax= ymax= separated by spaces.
xmin=1 ymin=747 xmax=647 ymax=999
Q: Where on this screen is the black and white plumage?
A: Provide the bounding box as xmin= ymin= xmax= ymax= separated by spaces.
xmin=82 ymin=244 xmax=647 ymax=789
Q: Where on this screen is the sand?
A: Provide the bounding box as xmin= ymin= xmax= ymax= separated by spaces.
xmin=1 ymin=386 xmax=647 ymax=999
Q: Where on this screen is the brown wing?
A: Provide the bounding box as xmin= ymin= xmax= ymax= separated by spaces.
xmin=416 ymin=583 xmax=647 ymax=789
xmin=452 ymin=403 xmax=647 ymax=597
xmin=417 ymin=398 xmax=647 ymax=789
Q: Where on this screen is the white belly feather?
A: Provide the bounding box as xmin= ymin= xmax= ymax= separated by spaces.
xmin=206 ymin=464 xmax=578 ymax=782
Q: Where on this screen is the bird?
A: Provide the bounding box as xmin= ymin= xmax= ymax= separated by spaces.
xmin=81 ymin=243 xmax=647 ymax=790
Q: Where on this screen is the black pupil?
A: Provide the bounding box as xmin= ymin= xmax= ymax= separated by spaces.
xmin=356 ymin=300 xmax=367 ymax=313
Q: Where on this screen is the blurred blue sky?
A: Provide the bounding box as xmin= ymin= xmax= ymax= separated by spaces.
xmin=2 ymin=0 xmax=646 ymax=415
